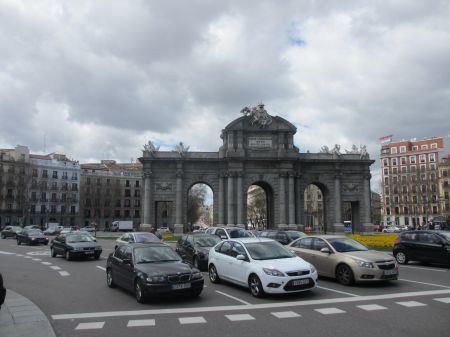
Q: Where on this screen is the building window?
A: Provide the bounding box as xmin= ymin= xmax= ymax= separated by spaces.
xmin=124 ymin=199 xmax=131 ymax=207
xmin=421 ymin=144 xmax=428 ymax=150
xmin=391 ymin=147 xmax=397 ymax=154
xmin=383 ymin=168 xmax=389 ymax=175
xmin=384 ymin=177 xmax=389 ymax=185
xmin=383 ymin=158 xmax=388 ymax=167
xmin=400 ymin=157 xmax=407 ymax=165
xmin=401 ymin=166 xmax=407 ymax=173
xmin=420 ymin=164 xmax=426 ymax=172
xmin=431 ymin=143 xmax=437 ymax=149
xmin=134 ymin=199 xmax=140 ymax=207
xmin=419 ymin=154 xmax=426 ymax=163
xmin=52 ymin=171 xmax=58 ymax=179
xmin=71 ymin=206 xmax=76 ymax=214
xmin=409 ymin=156 xmax=416 ymax=164
xmin=385 ymin=197 xmax=390 ymax=204
xmin=71 ymin=183 xmax=78 ymax=191
xmin=125 ymin=189 xmax=131 ymax=197
xmin=126 ymin=180 xmax=130 ymax=187
xmin=443 ymin=170 xmax=448 ymax=177
xmin=393 ymin=167 xmax=398 ymax=174
xmin=429 ymin=153 xmax=435 ymax=162
xmin=134 ymin=210 xmax=140 ymax=218
xmin=135 ymin=180 xmax=140 ymax=187
xmin=32 ymin=169 xmax=38 ymax=177
xmin=400 ymin=146 xmax=406 ymax=153
xmin=410 ymin=165 xmax=416 ymax=173
xmin=134 ymin=190 xmax=140 ymax=197
xmin=42 ymin=170 xmax=48 ymax=178
xmin=412 ymin=145 xmax=418 ymax=151
xmin=62 ymin=172 xmax=68 ymax=179
xmin=86 ymin=177 xmax=91 ymax=185
xmin=115 ymin=210 xmax=121 ymax=217
xmin=124 ymin=210 xmax=130 ymax=217
xmin=72 ymin=172 xmax=78 ymax=180
xmin=391 ymin=158 xmax=398 ymax=166
xmin=430 ymin=163 xmax=436 ymax=170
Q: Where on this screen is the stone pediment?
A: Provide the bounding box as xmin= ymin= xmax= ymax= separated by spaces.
xmin=223 ymin=115 xmax=296 ymax=133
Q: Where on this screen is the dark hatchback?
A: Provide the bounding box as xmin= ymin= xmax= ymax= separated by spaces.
xmin=51 ymin=232 xmax=102 ymax=260
xmin=1 ymin=226 xmax=22 ymax=239
xmin=176 ymin=233 xmax=221 ymax=270
xmin=393 ymin=230 xmax=450 ymax=266
xmin=106 ymin=243 xmax=204 ymax=303
xmin=16 ymin=229 xmax=49 ymax=246
xmin=259 ymin=230 xmax=307 ymax=245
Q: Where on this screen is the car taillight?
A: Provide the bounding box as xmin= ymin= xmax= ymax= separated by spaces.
xmin=394 ymin=238 xmax=400 ymax=245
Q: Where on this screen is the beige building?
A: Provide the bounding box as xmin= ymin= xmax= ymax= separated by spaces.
xmin=380 ymin=137 xmax=444 ymax=228
xmin=80 ymin=160 xmax=142 ymax=230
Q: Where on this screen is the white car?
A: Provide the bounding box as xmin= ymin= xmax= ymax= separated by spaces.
xmin=208 ymin=237 xmax=318 ymax=297
xmin=382 ymin=226 xmax=401 ymax=233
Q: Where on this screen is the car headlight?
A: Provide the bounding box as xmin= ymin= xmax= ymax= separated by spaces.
xmin=31 ymin=237 xmax=35 ymax=240
xmin=310 ymin=264 xmax=317 ymax=274
xmin=263 ymin=268 xmax=285 ymax=277
xmin=353 ymin=258 xmax=374 ymax=268
xmin=191 ymin=271 xmax=203 ymax=280
xmin=146 ymin=275 xmax=166 ymax=283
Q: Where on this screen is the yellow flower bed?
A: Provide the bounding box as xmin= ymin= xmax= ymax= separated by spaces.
xmin=347 ymin=234 xmax=399 ymax=248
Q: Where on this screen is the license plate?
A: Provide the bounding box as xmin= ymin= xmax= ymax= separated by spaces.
xmin=384 ymin=269 xmax=397 ymax=276
xmin=172 ymin=283 xmax=191 ymax=290
xmin=84 ymin=251 xmax=94 ymax=255
xmin=292 ymin=279 xmax=309 ymax=286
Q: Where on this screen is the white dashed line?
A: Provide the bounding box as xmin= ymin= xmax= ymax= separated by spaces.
xmin=96 ymin=266 xmax=106 ymax=271
xmin=179 ymin=317 xmax=207 ymax=324
xmin=127 ymin=319 xmax=156 ymax=327
xmin=399 ymin=278 xmax=450 ymax=289
xmin=41 ymin=262 xmax=52 ymax=265
xmin=215 ymin=291 xmax=251 ymax=305
xmin=32 ymin=258 xmax=42 ymax=261
xmin=315 ymin=308 xmax=346 ymax=315
xmin=434 ymin=297 xmax=450 ymax=303
xmin=59 ymin=271 xmax=70 ymax=277
xmin=357 ymin=304 xmax=388 ymax=311
xmin=50 ymin=266 xmax=61 ymax=270
xmin=24 ymin=256 xmax=32 ymax=259
xmin=75 ymin=322 xmax=105 ymax=330
xmin=0 ymin=251 xmax=15 ymax=255
xmin=225 ymin=314 xmax=255 ymax=321
xmin=400 ymin=265 xmax=447 ymax=272
xmin=396 ymin=301 xmax=426 ymax=307
xmin=271 ymin=311 xmax=301 ymax=318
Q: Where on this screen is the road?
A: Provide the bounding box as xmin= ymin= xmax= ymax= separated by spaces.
xmin=1 ymin=235 xmax=449 ymax=337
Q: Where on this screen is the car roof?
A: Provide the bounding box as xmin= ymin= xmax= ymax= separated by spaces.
xmin=299 ymin=234 xmax=347 ymax=239
xmin=225 ymin=237 xmax=275 ymax=244
xmin=127 ymin=242 xmax=168 ymax=248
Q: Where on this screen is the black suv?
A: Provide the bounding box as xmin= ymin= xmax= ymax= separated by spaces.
xmin=259 ymin=230 xmax=306 ymax=245
xmin=393 ymin=230 xmax=450 ymax=266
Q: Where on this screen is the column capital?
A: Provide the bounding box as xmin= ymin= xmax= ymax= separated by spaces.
xmin=279 ymin=172 xmax=288 ymax=178
xmin=143 ymin=171 xmax=153 ymax=179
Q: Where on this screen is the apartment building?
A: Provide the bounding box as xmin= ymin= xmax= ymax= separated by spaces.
xmin=438 ymin=155 xmax=450 ymax=223
xmin=79 ymin=160 xmax=142 ymax=230
xmin=380 ymin=137 xmax=444 ymax=228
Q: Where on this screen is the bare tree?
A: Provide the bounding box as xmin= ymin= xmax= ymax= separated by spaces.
xmin=187 ymin=184 xmax=207 ymax=226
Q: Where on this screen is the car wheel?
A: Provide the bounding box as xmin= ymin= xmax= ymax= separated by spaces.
xmin=208 ymin=264 xmax=220 ymax=284
xmin=395 ymin=251 xmax=408 ymax=265
xmin=44 ymin=242 xmax=48 ymax=246
xmin=106 ymin=268 xmax=115 ymax=288
xmin=51 ymin=247 xmax=57 ymax=258
xmin=135 ymin=279 xmax=146 ymax=303
xmin=65 ymin=250 xmax=71 ymax=261
xmin=249 ymin=274 xmax=265 ymax=298
xmin=336 ymin=264 xmax=355 ymax=286
xmin=1 ymin=234 xmax=5 ymax=239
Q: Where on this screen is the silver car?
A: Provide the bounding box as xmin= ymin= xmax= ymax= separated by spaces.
xmin=114 ymin=232 xmax=160 ymax=250
xmin=288 ymin=235 xmax=398 ymax=285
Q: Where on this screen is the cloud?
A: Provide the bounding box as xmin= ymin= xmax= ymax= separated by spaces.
xmin=1 ymin=0 xmax=450 ymax=193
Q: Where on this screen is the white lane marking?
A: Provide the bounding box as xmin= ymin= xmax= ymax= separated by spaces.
xmin=41 ymin=262 xmax=52 ymax=265
xmin=96 ymin=266 xmax=106 ymax=271
xmin=357 ymin=304 xmax=388 ymax=311
xmin=315 ymin=308 xmax=346 ymax=315
xmin=16 ymin=254 xmax=24 ymax=257
xmin=127 ymin=319 xmax=156 ymax=327
xmin=26 ymin=251 xmax=50 ymax=256
xmin=75 ymin=322 xmax=105 ymax=330
xmin=399 ymin=278 xmax=450 ymax=289
xmin=0 ymin=251 xmax=15 ymax=255
xmin=215 ymin=291 xmax=251 ymax=305
xmin=59 ymin=271 xmax=70 ymax=277
xmin=32 ymin=258 xmax=42 ymax=261
xmin=271 ymin=311 xmax=301 ymax=318
xmin=225 ymin=314 xmax=255 ymax=321
xmin=400 ymin=265 xmax=447 ymax=273
xmin=317 ymin=286 xmax=359 ymax=297
xmin=396 ymin=301 xmax=426 ymax=307
xmin=434 ymin=297 xmax=450 ymax=303
xmin=24 ymin=256 xmax=32 ymax=259
xmin=51 ymin=288 xmax=450 ymax=320
xmin=50 ymin=266 xmax=61 ymax=270
xmin=179 ymin=317 xmax=207 ymax=324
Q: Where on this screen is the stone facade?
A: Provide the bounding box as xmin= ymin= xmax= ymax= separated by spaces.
xmin=139 ymin=111 xmax=374 ymax=233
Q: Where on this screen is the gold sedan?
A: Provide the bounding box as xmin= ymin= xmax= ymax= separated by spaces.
xmin=288 ymin=235 xmax=398 ymax=286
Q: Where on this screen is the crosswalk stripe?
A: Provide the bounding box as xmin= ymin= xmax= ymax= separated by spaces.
xmin=225 ymin=314 xmax=255 ymax=321
xmin=357 ymin=304 xmax=387 ymax=311
xmin=434 ymin=297 xmax=450 ymax=304
xmin=179 ymin=317 xmax=207 ymax=324
xmin=127 ymin=319 xmax=156 ymax=327
xmin=315 ymin=308 xmax=346 ymax=315
xmin=75 ymin=322 xmax=105 ymax=330
xmin=271 ymin=311 xmax=301 ymax=318
xmin=396 ymin=301 xmax=426 ymax=307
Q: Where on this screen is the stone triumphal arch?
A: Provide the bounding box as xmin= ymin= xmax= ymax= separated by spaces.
xmin=139 ymin=105 xmax=374 ymax=234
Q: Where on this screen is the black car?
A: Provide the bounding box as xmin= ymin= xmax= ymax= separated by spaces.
xmin=393 ymin=230 xmax=450 ymax=266
xmin=176 ymin=233 xmax=221 ymax=270
xmin=51 ymin=232 xmax=102 ymax=260
xmin=106 ymin=242 xmax=204 ymax=303
xmin=259 ymin=230 xmax=307 ymax=245
xmin=1 ymin=226 xmax=22 ymax=239
xmin=0 ymin=272 xmax=6 ymax=310
xmin=16 ymin=229 xmax=49 ymax=246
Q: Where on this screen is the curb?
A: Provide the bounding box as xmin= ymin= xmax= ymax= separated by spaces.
xmin=0 ymin=289 xmax=56 ymax=337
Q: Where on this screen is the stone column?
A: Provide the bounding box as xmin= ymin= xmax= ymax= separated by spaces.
xmin=362 ymin=173 xmax=373 ymax=232
xmin=333 ymin=173 xmax=344 ymax=233
xmin=236 ymin=172 xmax=244 ymax=227
xmin=174 ymin=170 xmax=184 ymax=233
xmin=218 ymin=172 xmax=225 ymax=226
xmin=227 ymin=172 xmax=235 ymax=226
xmin=296 ymin=174 xmax=305 ymax=231
xmin=288 ymin=173 xmax=296 ymax=227
xmin=278 ymin=173 xmax=287 ymax=228
xmin=142 ymin=171 xmax=152 ymax=228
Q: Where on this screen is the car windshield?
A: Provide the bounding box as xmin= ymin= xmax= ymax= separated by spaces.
xmin=66 ymin=234 xmax=95 ymax=243
xmin=286 ymin=231 xmax=306 ymax=240
xmin=328 ymin=238 xmax=368 ymax=252
xmin=439 ymin=232 xmax=450 ymax=241
xmin=134 ymin=233 xmax=160 ymax=243
xmin=245 ymin=241 xmax=296 ymax=260
xmin=134 ymin=246 xmax=181 ymax=264
xmin=195 ymin=235 xmax=221 ymax=247
xmin=28 ymin=229 xmax=42 ymax=235
xmin=226 ymin=228 xmax=253 ymax=238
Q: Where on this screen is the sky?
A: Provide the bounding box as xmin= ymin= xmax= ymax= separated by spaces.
xmin=1 ymin=0 xmax=450 ymax=193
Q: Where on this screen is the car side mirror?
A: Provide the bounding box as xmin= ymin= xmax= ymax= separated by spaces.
xmin=320 ymin=247 xmax=331 ymax=254
xmin=236 ymin=254 xmax=247 ymax=261
xmin=122 ymin=258 xmax=133 ymax=265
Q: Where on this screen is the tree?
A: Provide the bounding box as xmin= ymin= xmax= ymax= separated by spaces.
xmin=187 ymin=184 xmax=207 ymax=226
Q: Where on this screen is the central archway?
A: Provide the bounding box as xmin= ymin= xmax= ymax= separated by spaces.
xmin=246 ymin=181 xmax=274 ymax=230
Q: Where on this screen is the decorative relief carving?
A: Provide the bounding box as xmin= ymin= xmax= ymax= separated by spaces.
xmin=343 ymin=183 xmax=359 ymax=192
xmin=155 ymin=182 xmax=173 ymax=192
